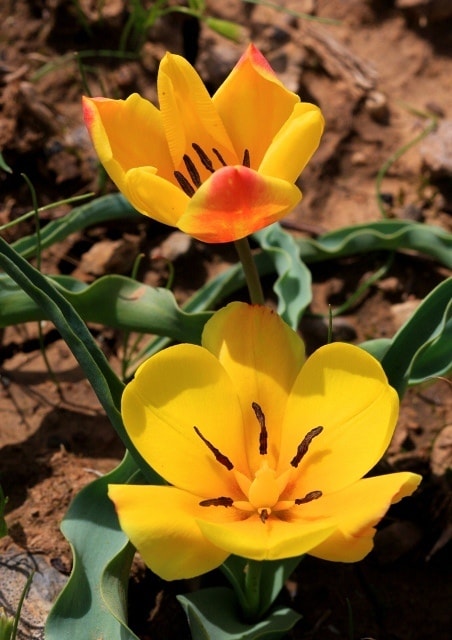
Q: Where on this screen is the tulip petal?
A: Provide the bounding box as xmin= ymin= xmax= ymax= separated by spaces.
xmin=178 ymin=165 xmax=301 ymax=243
xmin=82 ymin=94 xmax=174 ymax=185
xmin=213 ymin=44 xmax=300 ymax=170
xmin=197 ymin=512 xmax=335 ymax=561
xmin=299 ymin=472 xmax=422 ymax=562
xmin=158 ymin=53 xmax=237 ymax=175
xmin=108 ymin=485 xmax=231 ymax=580
xmin=279 ymin=343 xmax=399 ymax=493
xmin=124 ymin=166 xmax=188 ymax=226
xmin=259 ymin=103 xmax=325 ymax=182
xmin=122 ymin=344 xmax=250 ymax=496
xmin=202 ymin=302 xmax=305 ymax=472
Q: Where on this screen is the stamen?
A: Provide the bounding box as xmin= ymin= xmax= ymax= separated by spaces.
xmin=174 ymin=171 xmax=195 ymax=197
xmin=183 ymin=154 xmax=202 ymax=187
xmin=259 ymin=508 xmax=269 ymax=523
xmin=194 ymin=426 xmax=234 ymax=470
xmin=252 ymin=402 xmax=268 ymax=455
xmin=290 ymin=426 xmax=323 ymax=468
xmin=212 ymin=148 xmax=227 ymax=166
xmin=242 ymin=148 xmax=250 ymax=168
xmin=199 ymin=496 xmax=234 ymax=508
xmin=192 ymin=143 xmax=215 ymax=173
xmin=295 ymin=490 xmax=323 ymax=505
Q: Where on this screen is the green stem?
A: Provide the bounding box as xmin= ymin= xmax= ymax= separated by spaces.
xmin=243 ymin=560 xmax=263 ymax=621
xmin=234 ymin=237 xmax=265 ymax=305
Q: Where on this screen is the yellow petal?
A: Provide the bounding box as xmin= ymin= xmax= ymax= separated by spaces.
xmin=279 ymin=343 xmax=399 ymax=493
xmin=122 ymin=344 xmax=250 ymax=496
xmin=108 ymin=485 xmax=230 ymax=579
xmin=300 ymin=472 xmax=422 ymax=562
xmin=158 ymin=53 xmax=237 ymax=175
xmin=82 ymin=94 xmax=174 ymax=185
xmin=124 ymin=166 xmax=188 ymax=226
xmin=178 ymin=165 xmax=301 ymax=243
xmin=213 ymin=44 xmax=300 ymax=170
xmin=197 ymin=512 xmax=335 ymax=561
xmin=202 ymin=303 xmax=305 ymax=473
xmin=259 ymin=103 xmax=325 ymax=181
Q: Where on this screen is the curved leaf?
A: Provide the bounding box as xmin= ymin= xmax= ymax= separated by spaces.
xmin=297 ymin=220 xmax=452 ymax=267
xmin=0 ymin=273 xmax=210 ymax=344
xmin=380 ymin=278 xmax=452 ymax=395
xmin=12 ymin=194 xmax=140 ymax=259
xmin=254 ymin=224 xmax=312 ymax=328
xmin=46 ymin=452 xmax=156 ymax=640
xmin=178 ymin=588 xmax=300 ymax=640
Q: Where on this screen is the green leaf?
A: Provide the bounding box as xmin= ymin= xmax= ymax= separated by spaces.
xmin=380 ymin=278 xmax=452 ymax=395
xmin=254 ymin=224 xmax=312 ymax=328
xmin=203 ymin=17 xmax=244 ymax=41
xmin=297 ymin=220 xmax=452 ymax=268
xmin=11 ymin=194 xmax=141 ymax=259
xmin=46 ymin=452 xmax=156 ymax=640
xmin=0 ymin=151 xmax=13 ymax=174
xmin=178 ymin=587 xmax=301 ymax=640
xmin=221 ymin=556 xmax=301 ymax=620
xmin=0 ymin=273 xmax=211 ymax=344
xmin=359 ymin=337 xmax=392 ymax=361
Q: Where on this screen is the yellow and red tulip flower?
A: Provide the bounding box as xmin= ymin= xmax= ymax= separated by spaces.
xmin=83 ymin=45 xmax=324 ymax=243
xmin=109 ymin=303 xmax=421 ymax=580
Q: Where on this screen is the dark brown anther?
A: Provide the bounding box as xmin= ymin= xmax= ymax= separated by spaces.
xmin=295 ymin=490 xmax=323 ymax=505
xmin=259 ymin=509 xmax=269 ymax=523
xmin=174 ymin=171 xmax=195 ymax=196
xmin=192 ymin=143 xmax=215 ymax=173
xmin=212 ymin=148 xmax=227 ymax=166
xmin=242 ymin=149 xmax=250 ymax=168
xmin=183 ymin=154 xmax=202 ymax=187
xmin=252 ymin=402 xmax=268 ymax=455
xmin=290 ymin=426 xmax=324 ymax=468
xmin=194 ymin=426 xmax=234 ymax=470
xmin=199 ymin=496 xmax=234 ymax=507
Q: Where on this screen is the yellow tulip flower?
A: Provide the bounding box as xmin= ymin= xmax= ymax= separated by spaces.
xmin=109 ymin=303 xmax=421 ymax=580
xmin=83 ymin=45 xmax=324 ymax=243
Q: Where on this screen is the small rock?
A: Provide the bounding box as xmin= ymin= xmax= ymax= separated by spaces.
xmin=150 ymin=231 xmax=192 ymax=262
xmin=0 ymin=547 xmax=67 ymax=639
xmin=377 ymin=276 xmax=400 ymax=293
xmin=430 ymin=424 xmax=452 ymax=476
xmin=350 ymin=151 xmax=368 ymax=166
xmin=365 ymin=90 xmax=390 ymax=125
xmin=420 ymin=120 xmax=452 ymax=179
xmin=79 ymin=238 xmax=139 ymax=277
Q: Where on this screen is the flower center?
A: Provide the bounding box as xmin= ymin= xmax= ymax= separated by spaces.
xmin=196 ymin=402 xmax=323 ymax=524
xmin=173 ymin=143 xmax=250 ymax=196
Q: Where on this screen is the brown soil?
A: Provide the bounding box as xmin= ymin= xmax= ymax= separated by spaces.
xmin=0 ymin=1 xmax=451 ymax=639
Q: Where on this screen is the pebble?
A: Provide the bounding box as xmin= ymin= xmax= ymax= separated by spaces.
xmin=364 ymin=90 xmax=390 ymax=124
xmin=420 ymin=120 xmax=452 ymax=179
xmin=0 ymin=547 xmax=67 ymax=639
xmin=430 ymin=424 xmax=452 ymax=476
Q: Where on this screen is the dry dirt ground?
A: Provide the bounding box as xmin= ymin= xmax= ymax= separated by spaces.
xmin=0 ymin=1 xmax=451 ymax=639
